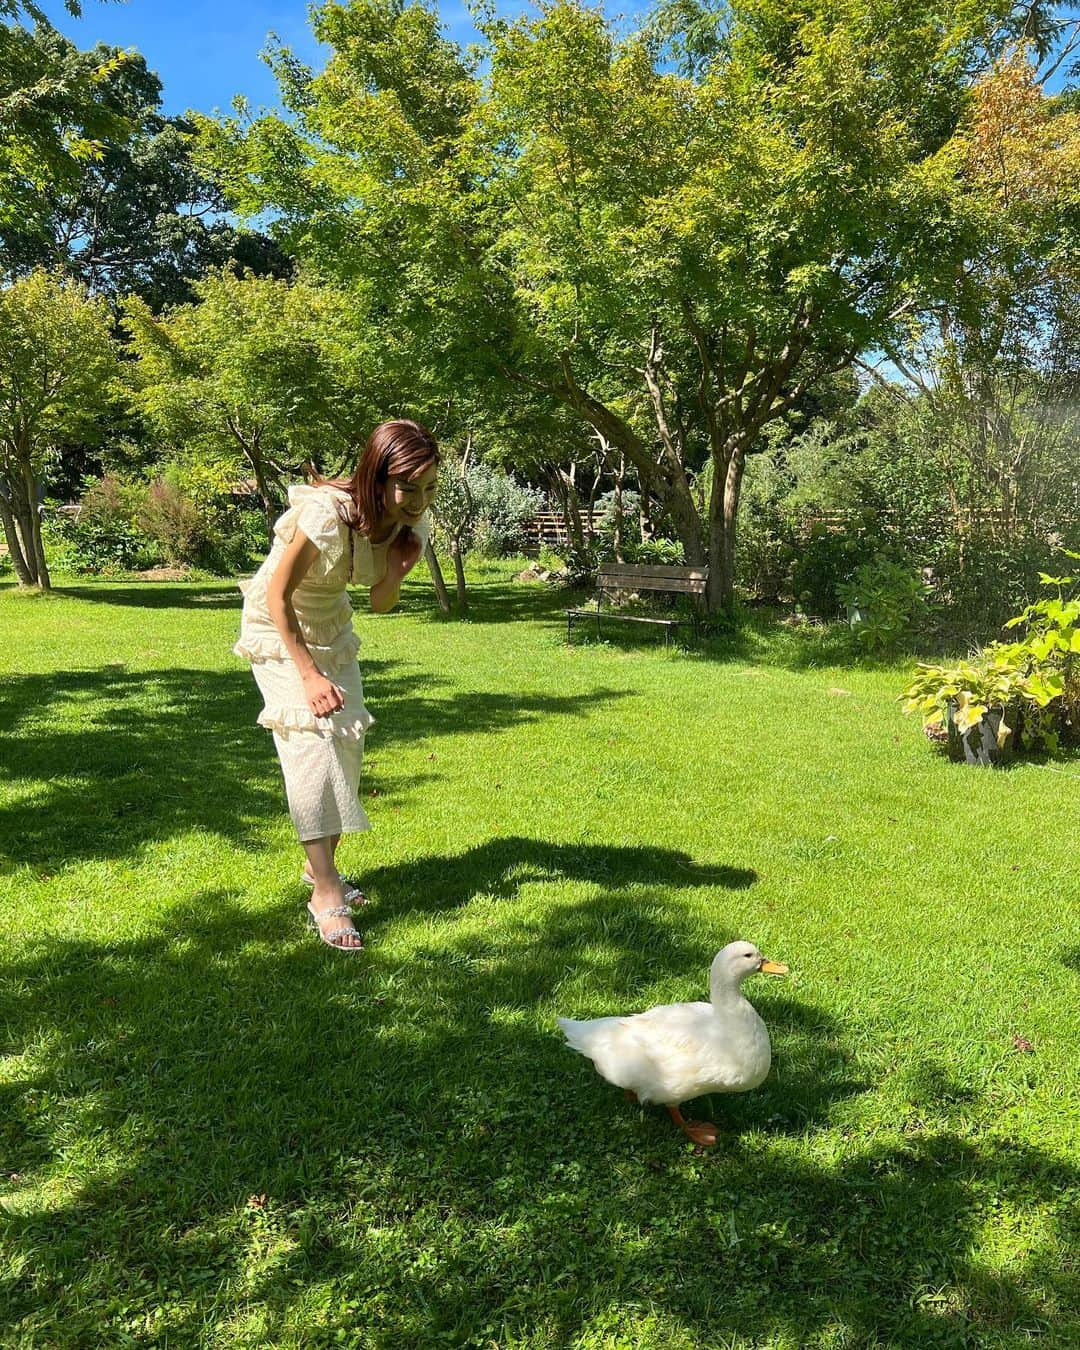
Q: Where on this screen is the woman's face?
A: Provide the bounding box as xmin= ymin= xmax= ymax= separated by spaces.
xmin=384 ymin=460 xmax=438 ymax=528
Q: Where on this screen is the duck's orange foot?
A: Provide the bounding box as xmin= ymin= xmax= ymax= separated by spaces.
xmin=667 ymin=1106 xmax=718 ymax=1147
xmin=683 ymin=1120 xmax=718 ymax=1147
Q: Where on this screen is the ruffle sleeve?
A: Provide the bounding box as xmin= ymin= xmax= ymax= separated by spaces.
xmin=273 ymin=486 xmax=348 ymax=578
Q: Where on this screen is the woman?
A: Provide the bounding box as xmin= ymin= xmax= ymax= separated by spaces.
xmin=235 ymin=419 xmax=440 ymax=951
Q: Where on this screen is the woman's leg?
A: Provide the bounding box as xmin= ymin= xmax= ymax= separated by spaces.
xmin=303 ymin=835 xmax=361 ymax=948
xmin=303 ymin=834 xmax=342 ymax=884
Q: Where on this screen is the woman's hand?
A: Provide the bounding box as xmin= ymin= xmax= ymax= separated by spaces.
xmin=303 ymin=670 xmax=346 ymax=718
xmin=387 ymin=527 xmax=424 ymax=577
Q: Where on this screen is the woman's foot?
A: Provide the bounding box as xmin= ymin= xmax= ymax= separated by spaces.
xmin=307 ymin=882 xmax=363 ymax=950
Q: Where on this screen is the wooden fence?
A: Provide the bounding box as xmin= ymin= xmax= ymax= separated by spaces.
xmin=520 ymin=511 xmax=584 ymax=552
xmin=802 ymin=508 xmax=1079 ymax=535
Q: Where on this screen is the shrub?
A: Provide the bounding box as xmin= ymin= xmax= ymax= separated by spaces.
xmin=790 ymin=516 xmax=885 ymax=618
xmin=837 ymin=556 xmax=933 ymax=653
xmin=902 ymin=557 xmax=1080 ymax=756
xmin=621 ymin=537 xmax=685 ymax=566
xmin=137 ymin=477 xmax=206 ymax=567
xmin=592 ymin=487 xmax=642 ymax=554
xmin=466 ymin=465 xmax=546 ymax=557
xmin=201 ymin=507 xmax=268 ymax=574
xmin=79 ymin=472 xmax=145 ymax=528
xmin=44 ymin=504 xmax=158 ymax=575
xmin=50 ymin=467 xmax=270 ymax=577
xmin=736 ymin=493 xmax=795 ymax=603
xmin=535 ymin=544 xmax=566 ymax=572
xmin=929 ymin=532 xmax=1074 ymax=636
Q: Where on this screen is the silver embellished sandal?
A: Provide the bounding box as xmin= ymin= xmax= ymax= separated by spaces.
xmin=306 ymin=900 xmax=364 ymax=952
xmin=301 ymin=872 xmax=368 ymax=906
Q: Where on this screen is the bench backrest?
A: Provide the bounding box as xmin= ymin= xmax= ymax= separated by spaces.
xmin=597 ymin=564 xmax=708 ymax=597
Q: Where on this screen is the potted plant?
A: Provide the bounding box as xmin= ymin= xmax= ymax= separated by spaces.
xmin=900 ymin=643 xmax=1063 ymax=766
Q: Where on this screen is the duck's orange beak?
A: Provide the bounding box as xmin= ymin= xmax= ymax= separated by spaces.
xmin=759 ymin=959 xmax=789 ymax=975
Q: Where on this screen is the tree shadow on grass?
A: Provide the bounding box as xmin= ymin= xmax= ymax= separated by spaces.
xmin=0 ymin=663 xmax=632 ymax=869
xmin=1060 ymin=946 xmax=1080 ymax=974
xmin=396 ymin=579 xmax=575 ymax=625
xmin=2 ymin=865 xmax=1074 ymax=1345
xmin=55 ymin=581 xmax=245 ymax=611
xmin=52 ymin=579 xmax=574 ymax=627
xmin=6 ymin=576 xmax=930 ymax=684
xmin=560 ymin=597 xmax=877 ymax=670
xmin=361 ymin=833 xmax=754 ymax=924
xmin=12 ymin=578 xmax=1016 ymax=678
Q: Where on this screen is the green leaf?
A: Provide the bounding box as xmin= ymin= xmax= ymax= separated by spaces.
xmin=953 ymin=693 xmax=987 ymax=734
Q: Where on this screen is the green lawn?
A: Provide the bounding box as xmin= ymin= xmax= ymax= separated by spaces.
xmin=1 ymin=568 xmax=1078 ymax=1348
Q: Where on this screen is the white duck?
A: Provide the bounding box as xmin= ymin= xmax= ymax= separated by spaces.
xmin=557 ymin=941 xmax=788 ymax=1145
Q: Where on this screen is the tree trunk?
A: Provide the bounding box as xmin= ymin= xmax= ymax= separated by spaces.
xmin=21 ymin=458 xmax=51 ymax=590
xmin=667 ymin=487 xmax=708 ymax=573
xmin=424 ymin=539 xmax=452 ymax=614
xmin=449 ymin=536 xmax=468 ymax=614
xmin=552 ymin=467 xmax=590 ymax=571
xmin=227 ymin=419 xmax=283 ymax=540
xmin=706 ymin=442 xmax=746 ymax=617
xmin=585 ymin=456 xmax=603 ymax=535
xmin=3 ymin=462 xmax=40 ymax=584
xmin=250 ymin=455 xmax=279 ymax=540
xmin=544 ymin=350 xmax=705 ymax=594
xmin=613 ymin=453 xmax=625 ymax=562
xmin=0 ymin=479 xmax=36 ymax=584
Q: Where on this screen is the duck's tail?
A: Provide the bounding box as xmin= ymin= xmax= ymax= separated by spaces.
xmin=557 ymin=1014 xmax=624 ymax=1056
xmin=556 ymin=1016 xmax=590 ymax=1053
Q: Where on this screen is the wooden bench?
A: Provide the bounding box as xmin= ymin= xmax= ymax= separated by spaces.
xmin=566 ymin=563 xmax=708 ymax=645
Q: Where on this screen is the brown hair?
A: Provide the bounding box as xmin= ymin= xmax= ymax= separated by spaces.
xmin=315 ymin=419 xmax=440 ymax=537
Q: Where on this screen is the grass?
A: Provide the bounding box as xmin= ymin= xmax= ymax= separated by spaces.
xmin=1 ymin=563 xmax=1078 ymax=1349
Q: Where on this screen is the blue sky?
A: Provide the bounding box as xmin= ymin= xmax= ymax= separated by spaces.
xmin=44 ymin=1 xmax=488 ymax=116
xmin=44 ymin=1 xmax=1076 ymax=115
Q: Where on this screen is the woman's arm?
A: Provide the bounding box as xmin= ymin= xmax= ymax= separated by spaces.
xmin=370 ymin=528 xmax=424 ymax=614
xmin=266 ymin=530 xmax=345 ymax=717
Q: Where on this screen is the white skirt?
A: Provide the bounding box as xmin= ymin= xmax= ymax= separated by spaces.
xmin=251 ymin=658 xmax=372 ymax=842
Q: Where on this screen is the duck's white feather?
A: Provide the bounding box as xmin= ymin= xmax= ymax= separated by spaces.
xmin=557 ymin=946 xmax=776 ymax=1107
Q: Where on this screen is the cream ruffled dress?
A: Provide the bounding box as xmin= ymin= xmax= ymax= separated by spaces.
xmin=234 ymin=484 xmax=430 ymax=841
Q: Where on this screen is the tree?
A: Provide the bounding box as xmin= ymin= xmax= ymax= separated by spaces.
xmin=202 ymin=0 xmax=1055 ymax=613
xmin=858 ymin=46 xmax=1080 ymax=547
xmin=124 ymin=269 xmax=388 ymax=535
xmin=0 ymin=269 xmax=118 ymax=588
xmin=1 ymin=1 xmax=109 ymax=12
xmin=430 ymin=438 xmax=474 ymax=613
xmin=1 ymin=6 xmax=133 ymax=231
xmin=2 ymin=35 xmax=291 ymax=307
